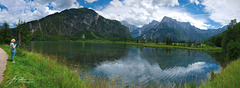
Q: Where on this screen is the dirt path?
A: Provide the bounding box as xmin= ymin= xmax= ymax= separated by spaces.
xmin=0 ymin=48 xmax=8 ymax=83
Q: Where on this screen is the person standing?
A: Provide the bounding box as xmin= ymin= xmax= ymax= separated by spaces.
xmin=10 ymin=39 xmax=16 ymax=63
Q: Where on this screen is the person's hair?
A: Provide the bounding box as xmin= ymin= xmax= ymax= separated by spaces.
xmin=11 ymin=39 xmax=15 ymax=43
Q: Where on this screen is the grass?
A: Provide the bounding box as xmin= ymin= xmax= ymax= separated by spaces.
xmin=0 ymin=44 xmax=89 ymax=88
xmin=201 ymin=58 xmax=240 ymax=88
xmin=76 ymin=40 xmax=221 ymax=50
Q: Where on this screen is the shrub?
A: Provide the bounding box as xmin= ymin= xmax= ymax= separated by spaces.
xmin=226 ymin=40 xmax=240 ymax=61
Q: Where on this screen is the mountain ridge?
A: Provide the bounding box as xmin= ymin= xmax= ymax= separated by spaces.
xmin=125 ymin=16 xmax=227 ymax=42
xmin=27 ymin=8 xmax=132 ymax=40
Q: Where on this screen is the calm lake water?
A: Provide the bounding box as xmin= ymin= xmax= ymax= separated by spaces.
xmin=28 ymin=41 xmax=221 ymax=87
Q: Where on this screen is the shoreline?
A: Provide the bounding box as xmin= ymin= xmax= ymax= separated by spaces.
xmin=74 ymin=40 xmax=222 ymax=50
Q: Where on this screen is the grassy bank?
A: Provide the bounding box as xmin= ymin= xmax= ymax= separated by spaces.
xmin=0 ymin=44 xmax=89 ymax=88
xmin=77 ymin=40 xmax=221 ymax=50
xmin=201 ymin=59 xmax=240 ymax=88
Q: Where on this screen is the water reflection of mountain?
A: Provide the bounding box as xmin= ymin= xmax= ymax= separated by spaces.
xmin=129 ymin=47 xmax=220 ymax=70
xmin=29 ymin=41 xmax=131 ymax=65
xmin=94 ymin=46 xmax=221 ymax=87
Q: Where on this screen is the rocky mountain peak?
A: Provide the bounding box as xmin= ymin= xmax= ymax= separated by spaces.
xmin=120 ymin=21 xmax=139 ymax=32
xmin=161 ymin=16 xmax=177 ymax=23
xmin=27 ymin=8 xmax=132 ymax=40
xmin=130 ymin=16 xmax=227 ymax=42
xmin=149 ymin=20 xmax=159 ymax=25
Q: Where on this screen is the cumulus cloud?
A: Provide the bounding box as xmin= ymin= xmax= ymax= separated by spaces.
xmin=201 ymin=0 xmax=240 ymax=25
xmin=84 ymin=0 xmax=98 ymax=3
xmin=152 ymin=0 xmax=179 ymax=6
xmin=96 ymin=0 xmax=210 ymax=29
xmin=189 ymin=0 xmax=200 ymax=5
xmin=0 ymin=0 xmax=80 ymax=27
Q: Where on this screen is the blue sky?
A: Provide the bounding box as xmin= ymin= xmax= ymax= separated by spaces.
xmin=0 ymin=0 xmax=239 ymax=29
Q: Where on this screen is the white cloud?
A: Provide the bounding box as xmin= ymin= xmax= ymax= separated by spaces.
xmin=96 ymin=0 xmax=210 ymax=29
xmin=190 ymin=0 xmax=200 ymax=5
xmin=152 ymin=0 xmax=179 ymax=6
xmin=84 ymin=0 xmax=98 ymax=3
xmin=0 ymin=0 xmax=81 ymax=27
xmin=201 ymin=0 xmax=240 ymax=25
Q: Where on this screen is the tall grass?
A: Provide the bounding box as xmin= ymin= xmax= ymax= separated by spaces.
xmin=0 ymin=44 xmax=88 ymax=88
xmin=201 ymin=59 xmax=240 ymax=88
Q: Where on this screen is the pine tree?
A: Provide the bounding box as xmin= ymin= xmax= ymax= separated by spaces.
xmin=169 ymin=36 xmax=172 ymax=45
xmin=1 ymin=22 xmax=13 ymax=44
xmin=188 ymin=40 xmax=192 ymax=47
xmin=16 ymin=20 xmax=33 ymax=45
xmin=166 ymin=37 xmax=169 ymax=45
xmin=163 ymin=37 xmax=165 ymax=43
xmin=0 ymin=26 xmax=3 ymax=44
xmin=124 ymin=37 xmax=127 ymax=42
xmin=156 ymin=37 xmax=159 ymax=44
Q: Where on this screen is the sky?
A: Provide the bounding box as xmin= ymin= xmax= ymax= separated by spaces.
xmin=0 ymin=0 xmax=239 ymax=29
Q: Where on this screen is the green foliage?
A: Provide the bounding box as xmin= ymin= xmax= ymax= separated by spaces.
xmin=147 ymin=39 xmax=152 ymax=43
xmin=166 ymin=37 xmax=169 ymax=44
xmin=202 ymin=33 xmax=222 ymax=47
xmin=222 ymin=24 xmax=240 ymax=53
xmin=156 ymin=37 xmax=159 ymax=44
xmin=184 ymin=83 xmax=196 ymax=88
xmin=188 ymin=40 xmax=192 ymax=47
xmin=123 ymin=37 xmax=127 ymax=42
xmin=0 ymin=22 xmax=13 ymax=44
xmin=226 ymin=40 xmax=240 ymax=60
xmin=140 ymin=38 xmax=145 ymax=43
xmin=166 ymin=36 xmax=172 ymax=45
xmin=162 ymin=37 xmax=165 ymax=43
xmin=16 ymin=20 xmax=33 ymax=45
xmin=201 ymin=59 xmax=240 ymax=88
xmin=210 ymin=70 xmax=215 ymax=81
xmin=15 ymin=48 xmax=27 ymax=58
xmin=0 ymin=26 xmax=2 ymax=43
xmin=203 ymin=22 xmax=240 ymax=61
xmin=223 ymin=23 xmax=240 ymax=61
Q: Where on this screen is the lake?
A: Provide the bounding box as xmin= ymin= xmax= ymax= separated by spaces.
xmin=28 ymin=41 xmax=221 ymax=87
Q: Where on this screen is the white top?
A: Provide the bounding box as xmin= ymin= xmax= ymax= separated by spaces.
xmin=10 ymin=43 xmax=15 ymax=49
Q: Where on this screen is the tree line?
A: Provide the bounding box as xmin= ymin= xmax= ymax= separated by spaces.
xmin=0 ymin=21 xmax=32 ymax=46
xmin=203 ymin=21 xmax=240 ymax=61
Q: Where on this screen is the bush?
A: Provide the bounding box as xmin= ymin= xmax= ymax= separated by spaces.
xmin=226 ymin=40 xmax=240 ymax=60
xmin=15 ymin=49 xmax=27 ymax=58
xmin=210 ymin=70 xmax=215 ymax=81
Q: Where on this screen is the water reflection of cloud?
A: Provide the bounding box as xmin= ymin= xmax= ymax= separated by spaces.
xmin=94 ymin=57 xmax=220 ymax=85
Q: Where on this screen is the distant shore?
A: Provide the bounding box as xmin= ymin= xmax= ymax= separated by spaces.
xmin=76 ymin=40 xmax=222 ymax=50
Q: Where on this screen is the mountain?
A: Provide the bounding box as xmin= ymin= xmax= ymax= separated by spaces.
xmin=27 ymin=8 xmax=132 ymax=40
xmin=120 ymin=21 xmax=139 ymax=32
xmin=131 ymin=20 xmax=159 ymax=38
xmin=131 ymin=16 xmax=227 ymax=42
